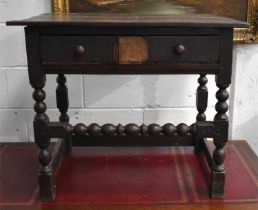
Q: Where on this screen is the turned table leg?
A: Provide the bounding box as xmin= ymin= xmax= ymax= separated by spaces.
xmin=25 ymin=27 xmax=56 ymax=201
xmin=195 ymin=74 xmax=208 ymax=153
xmin=211 ymin=83 xmax=229 ymax=198
xmin=56 ymin=74 xmax=72 ymax=155
xmin=32 ymin=84 xmax=55 ymax=201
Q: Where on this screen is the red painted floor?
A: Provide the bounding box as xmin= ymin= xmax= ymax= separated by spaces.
xmin=0 ymin=141 xmax=258 ymax=207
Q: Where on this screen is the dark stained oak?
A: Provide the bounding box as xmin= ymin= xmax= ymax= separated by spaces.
xmin=194 ymin=74 xmax=208 ymax=153
xmin=6 ymin=13 xmax=248 ymax=28
xmin=56 ymin=74 xmax=72 ymax=155
xmin=6 ymin=13 xmax=248 ymax=201
xmin=41 ymin=35 xmax=220 ymax=65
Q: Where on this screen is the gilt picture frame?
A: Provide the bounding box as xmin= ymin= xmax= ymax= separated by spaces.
xmin=52 ymin=0 xmax=258 ymax=43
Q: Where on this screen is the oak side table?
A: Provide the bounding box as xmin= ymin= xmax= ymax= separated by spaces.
xmin=7 ymin=13 xmax=247 ymax=201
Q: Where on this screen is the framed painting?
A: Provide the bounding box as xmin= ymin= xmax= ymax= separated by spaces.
xmin=52 ymin=0 xmax=258 ymax=43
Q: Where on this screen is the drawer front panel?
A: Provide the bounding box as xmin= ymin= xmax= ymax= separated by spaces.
xmin=41 ymin=36 xmax=116 ymax=64
xmin=41 ymin=35 xmax=220 ymax=65
xmin=146 ymin=36 xmax=219 ymax=63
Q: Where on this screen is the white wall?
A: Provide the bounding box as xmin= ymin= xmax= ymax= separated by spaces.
xmin=230 ymin=44 xmax=258 ymax=155
xmin=0 ymin=1 xmax=257 ymax=155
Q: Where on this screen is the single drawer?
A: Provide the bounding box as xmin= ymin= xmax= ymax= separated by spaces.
xmin=40 ymin=35 xmax=219 ymax=65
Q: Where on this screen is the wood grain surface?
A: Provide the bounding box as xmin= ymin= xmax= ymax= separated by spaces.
xmin=6 ymin=13 xmax=248 ymax=28
xmin=0 ymin=140 xmax=257 ymax=210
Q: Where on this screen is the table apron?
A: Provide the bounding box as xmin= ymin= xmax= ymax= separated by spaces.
xmin=43 ymin=64 xmax=219 ymax=75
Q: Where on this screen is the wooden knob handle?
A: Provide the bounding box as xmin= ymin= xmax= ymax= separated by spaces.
xmin=74 ymin=45 xmax=85 ymax=56
xmin=174 ymin=44 xmax=186 ymax=55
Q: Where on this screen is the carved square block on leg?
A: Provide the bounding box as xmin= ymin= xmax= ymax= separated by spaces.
xmin=39 ymin=173 xmax=56 ymax=201
xmin=210 ymin=170 xmax=225 ymax=198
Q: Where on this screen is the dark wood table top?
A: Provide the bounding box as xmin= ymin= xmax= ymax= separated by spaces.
xmin=6 ymin=13 xmax=248 ymax=28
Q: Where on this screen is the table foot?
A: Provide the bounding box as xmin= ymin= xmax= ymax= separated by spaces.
xmin=38 ymin=171 xmax=56 ymax=201
xmin=210 ymin=170 xmax=225 ymax=198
